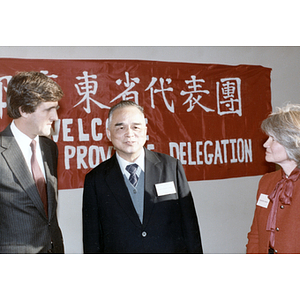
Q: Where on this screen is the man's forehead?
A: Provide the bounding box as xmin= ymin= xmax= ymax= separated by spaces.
xmin=113 ymin=105 xmax=143 ymax=115
xmin=113 ymin=119 xmax=144 ymax=126
xmin=111 ymin=108 xmax=145 ymax=121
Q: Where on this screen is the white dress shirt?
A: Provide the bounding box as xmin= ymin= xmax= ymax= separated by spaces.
xmin=10 ymin=121 xmax=46 ymax=180
xmin=116 ymin=149 xmax=145 ymax=180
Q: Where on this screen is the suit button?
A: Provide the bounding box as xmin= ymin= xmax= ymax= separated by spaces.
xmin=280 ymin=205 xmax=284 ymax=209
xmin=276 ymin=228 xmax=279 ymax=231
xmin=141 ymin=231 xmax=147 ymax=237
xmin=47 ymin=241 xmax=54 ymax=253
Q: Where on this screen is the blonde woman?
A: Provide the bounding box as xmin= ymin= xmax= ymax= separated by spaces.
xmin=247 ymin=104 xmax=300 ymax=254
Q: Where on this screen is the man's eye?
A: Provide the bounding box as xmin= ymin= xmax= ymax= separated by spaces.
xmin=47 ymin=106 xmax=59 ymax=112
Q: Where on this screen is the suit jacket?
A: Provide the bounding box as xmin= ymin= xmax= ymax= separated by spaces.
xmin=0 ymin=125 xmax=64 ymax=253
xmin=83 ymin=148 xmax=203 ymax=253
xmin=247 ymin=169 xmax=300 ymax=254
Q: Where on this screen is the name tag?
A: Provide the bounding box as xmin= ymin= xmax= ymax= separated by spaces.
xmin=257 ymin=193 xmax=270 ymax=208
xmin=155 ymin=181 xmax=176 ymax=196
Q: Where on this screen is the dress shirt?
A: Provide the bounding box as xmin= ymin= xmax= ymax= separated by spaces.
xmin=116 ymin=149 xmax=145 ymax=180
xmin=10 ymin=121 xmax=46 ymax=180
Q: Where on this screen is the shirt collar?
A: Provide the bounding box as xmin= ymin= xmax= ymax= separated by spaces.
xmin=116 ymin=148 xmax=145 ymax=176
xmin=10 ymin=120 xmax=39 ymax=147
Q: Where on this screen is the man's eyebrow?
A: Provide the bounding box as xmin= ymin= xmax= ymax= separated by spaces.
xmin=114 ymin=122 xmax=142 ymax=127
xmin=46 ymin=104 xmax=60 ymax=111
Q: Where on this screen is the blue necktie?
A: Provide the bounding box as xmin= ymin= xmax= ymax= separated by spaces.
xmin=126 ymin=163 xmax=139 ymax=187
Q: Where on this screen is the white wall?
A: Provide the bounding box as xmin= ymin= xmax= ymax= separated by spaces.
xmin=1 ymin=46 xmax=299 ymax=253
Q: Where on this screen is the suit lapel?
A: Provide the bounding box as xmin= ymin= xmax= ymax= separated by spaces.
xmin=1 ymin=127 xmax=47 ymax=218
xmin=105 ymin=155 xmax=141 ymax=227
xmin=143 ymin=149 xmax=162 ymax=227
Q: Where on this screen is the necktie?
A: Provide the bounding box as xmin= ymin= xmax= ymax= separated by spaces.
xmin=126 ymin=163 xmax=139 ymax=187
xmin=30 ymin=140 xmax=48 ymax=217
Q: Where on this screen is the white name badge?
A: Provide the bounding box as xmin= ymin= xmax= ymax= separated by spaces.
xmin=155 ymin=181 xmax=177 ymax=196
xmin=257 ymin=193 xmax=270 ymax=208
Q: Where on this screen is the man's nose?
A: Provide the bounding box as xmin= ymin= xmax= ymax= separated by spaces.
xmin=125 ymin=127 xmax=134 ymax=136
xmin=50 ymin=109 xmax=58 ymax=121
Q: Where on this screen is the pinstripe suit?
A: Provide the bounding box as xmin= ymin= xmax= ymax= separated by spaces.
xmin=0 ymin=125 xmax=64 ymax=253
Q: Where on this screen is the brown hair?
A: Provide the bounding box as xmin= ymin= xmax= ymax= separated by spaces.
xmin=6 ymin=71 xmax=63 ymax=119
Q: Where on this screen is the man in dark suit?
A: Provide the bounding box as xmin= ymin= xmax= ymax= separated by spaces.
xmin=83 ymin=100 xmax=203 ymax=253
xmin=0 ymin=71 xmax=64 ymax=253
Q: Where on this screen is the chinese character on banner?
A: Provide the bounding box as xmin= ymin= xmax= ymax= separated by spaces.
xmin=40 ymin=70 xmax=58 ymax=78
xmin=74 ymin=71 xmax=110 ymax=113
xmin=0 ymin=75 xmax=11 ymax=119
xmin=180 ymin=75 xmax=212 ymax=112
xmin=216 ymin=78 xmax=242 ymax=116
xmin=111 ymin=71 xmax=140 ymax=104
xmin=145 ymin=77 xmax=175 ymax=113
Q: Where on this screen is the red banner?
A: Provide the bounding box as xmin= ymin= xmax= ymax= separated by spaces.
xmin=0 ymin=58 xmax=274 ymax=190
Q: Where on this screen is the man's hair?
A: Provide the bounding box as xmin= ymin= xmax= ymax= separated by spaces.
xmin=6 ymin=71 xmax=64 ymax=119
xmin=107 ymin=100 xmax=144 ymax=129
xmin=262 ymin=103 xmax=300 ymax=166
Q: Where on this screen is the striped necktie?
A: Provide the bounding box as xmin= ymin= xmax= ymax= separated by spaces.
xmin=126 ymin=163 xmax=139 ymax=187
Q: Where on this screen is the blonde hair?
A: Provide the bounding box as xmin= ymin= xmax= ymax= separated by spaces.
xmin=261 ymin=103 xmax=300 ymax=166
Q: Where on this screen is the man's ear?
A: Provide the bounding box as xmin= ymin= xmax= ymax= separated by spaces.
xmin=18 ymin=107 xmax=29 ymax=118
xmin=106 ymin=128 xmax=111 ymax=141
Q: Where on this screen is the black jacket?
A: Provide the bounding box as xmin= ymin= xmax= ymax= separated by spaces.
xmin=83 ymin=148 xmax=202 ymax=254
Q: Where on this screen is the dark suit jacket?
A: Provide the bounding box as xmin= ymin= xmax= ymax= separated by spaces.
xmin=0 ymin=125 xmax=64 ymax=253
xmin=83 ymin=148 xmax=203 ymax=253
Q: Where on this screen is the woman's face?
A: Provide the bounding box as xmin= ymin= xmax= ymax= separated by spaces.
xmin=263 ymin=136 xmax=289 ymax=165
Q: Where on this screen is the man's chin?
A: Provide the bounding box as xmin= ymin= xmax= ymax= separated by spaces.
xmin=41 ymin=130 xmax=52 ymax=137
